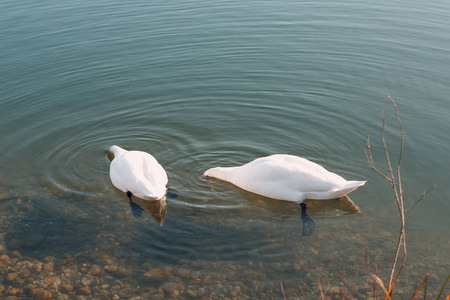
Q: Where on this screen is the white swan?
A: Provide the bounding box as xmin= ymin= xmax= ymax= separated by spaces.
xmin=108 ymin=145 xmax=168 ymax=201
xmin=204 ymin=154 xmax=366 ymax=203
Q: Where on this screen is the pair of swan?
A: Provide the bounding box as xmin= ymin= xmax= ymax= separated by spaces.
xmin=108 ymin=145 xmax=366 ymax=222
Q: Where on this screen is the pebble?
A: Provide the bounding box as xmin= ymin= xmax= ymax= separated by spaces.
xmin=30 ymin=288 xmax=52 ymax=300
xmin=10 ymin=250 xmax=22 ymax=258
xmin=187 ymin=289 xmax=197 ymax=297
xmin=144 ymin=268 xmax=173 ymax=279
xmin=6 ymin=272 xmax=18 ymax=282
xmin=8 ymin=287 xmax=21 ymax=295
xmin=21 ymin=268 xmax=32 ymax=278
xmin=56 ymin=256 xmax=76 ymax=267
xmin=42 ymin=262 xmax=54 ymax=272
xmin=89 ymin=264 xmax=102 ymax=276
xmin=44 ymin=276 xmax=61 ymax=287
xmin=175 ymin=268 xmax=190 ymax=279
xmin=160 ymin=282 xmax=184 ymax=294
xmin=197 ymin=287 xmax=206 ymax=297
xmin=60 ymin=284 xmax=74 ymax=293
xmin=0 ymin=254 xmax=9 ymax=261
xmin=78 ymin=287 xmax=91 ymax=295
xmin=113 ymin=266 xmax=132 ymax=278
xmin=95 ymin=258 xmax=113 ymax=266
xmin=169 ymin=290 xmax=180 ymax=298
xmin=105 ymin=264 xmax=117 ymax=273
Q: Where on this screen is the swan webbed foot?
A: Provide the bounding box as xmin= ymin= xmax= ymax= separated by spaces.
xmin=127 ymin=191 xmax=144 ymax=217
xmin=300 ymin=203 xmax=315 ymax=236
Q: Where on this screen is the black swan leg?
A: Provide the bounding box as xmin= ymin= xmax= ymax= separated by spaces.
xmin=127 ymin=191 xmax=144 ymax=217
xmin=300 ymin=203 xmax=315 ymax=236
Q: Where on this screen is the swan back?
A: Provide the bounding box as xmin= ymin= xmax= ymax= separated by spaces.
xmin=109 ymin=146 xmax=168 ymax=200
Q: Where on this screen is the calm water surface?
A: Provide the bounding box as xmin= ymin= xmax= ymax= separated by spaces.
xmin=1 ymin=0 xmax=449 ymax=298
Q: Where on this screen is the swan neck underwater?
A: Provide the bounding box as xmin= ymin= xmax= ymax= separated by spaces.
xmin=108 ymin=145 xmax=128 ymax=159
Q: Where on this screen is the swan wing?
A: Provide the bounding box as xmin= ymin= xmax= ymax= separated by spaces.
xmin=139 ymin=152 xmax=168 ymax=199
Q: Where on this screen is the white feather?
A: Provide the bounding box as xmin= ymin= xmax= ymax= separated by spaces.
xmin=204 ymin=154 xmax=365 ymax=203
xmin=109 ymin=145 xmax=168 ymax=200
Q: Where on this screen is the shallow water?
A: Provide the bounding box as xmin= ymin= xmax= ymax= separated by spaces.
xmin=1 ymin=0 xmax=449 ymax=298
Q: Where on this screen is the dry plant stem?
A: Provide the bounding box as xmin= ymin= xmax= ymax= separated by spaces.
xmin=298 ymin=284 xmax=307 ymax=300
xmin=325 ymin=275 xmax=332 ymax=300
xmin=387 ymin=94 xmax=409 ymax=291
xmin=365 ymin=94 xmax=406 ymax=289
xmin=410 ymin=274 xmax=429 ymax=300
xmin=406 ymin=186 xmax=436 ymax=217
xmin=280 ymin=282 xmax=287 ymax=300
xmin=317 ymin=277 xmax=325 ymax=300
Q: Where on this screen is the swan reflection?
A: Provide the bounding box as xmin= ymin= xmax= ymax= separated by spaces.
xmin=129 ymin=196 xmax=167 ymax=226
xmin=209 ymin=180 xmax=363 ymax=236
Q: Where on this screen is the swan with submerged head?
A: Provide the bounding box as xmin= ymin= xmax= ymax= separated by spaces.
xmin=108 ymin=145 xmax=168 ymax=217
xmin=204 ymin=154 xmax=366 ymax=235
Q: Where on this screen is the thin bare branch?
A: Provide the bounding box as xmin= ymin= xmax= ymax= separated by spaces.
xmin=389 ymin=221 xmax=405 ymax=288
xmin=380 ymin=110 xmax=394 ymax=186
xmin=365 ymin=95 xmax=406 ymax=289
xmin=366 ymin=94 xmax=434 ymax=293
xmin=406 ymin=185 xmax=437 ymax=217
xmin=365 ymin=136 xmax=392 ymax=182
xmin=387 ymin=93 xmax=404 ymax=201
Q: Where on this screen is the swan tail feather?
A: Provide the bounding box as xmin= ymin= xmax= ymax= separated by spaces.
xmin=337 ymin=180 xmax=366 ymax=195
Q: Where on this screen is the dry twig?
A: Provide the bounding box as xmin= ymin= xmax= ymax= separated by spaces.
xmin=365 ymin=94 xmax=435 ymax=291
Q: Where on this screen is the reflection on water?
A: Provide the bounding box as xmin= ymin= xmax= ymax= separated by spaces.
xmin=207 ymin=178 xmax=363 ymax=216
xmin=128 ymin=196 xmax=167 ymax=226
xmin=213 ymin=178 xmax=364 ymax=236
xmin=303 ymin=195 xmax=363 ymax=216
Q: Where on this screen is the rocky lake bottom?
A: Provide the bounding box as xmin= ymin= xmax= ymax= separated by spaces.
xmin=1 ymin=179 xmax=449 ymax=300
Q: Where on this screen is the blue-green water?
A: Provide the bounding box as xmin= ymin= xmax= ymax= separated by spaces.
xmin=1 ymin=0 xmax=449 ymax=298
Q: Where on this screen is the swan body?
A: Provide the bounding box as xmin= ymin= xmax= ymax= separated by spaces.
xmin=109 ymin=145 xmax=167 ymax=200
xmin=204 ymin=154 xmax=366 ymax=203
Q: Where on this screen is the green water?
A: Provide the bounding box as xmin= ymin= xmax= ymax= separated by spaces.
xmin=1 ymin=0 xmax=449 ymax=298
